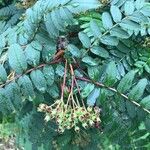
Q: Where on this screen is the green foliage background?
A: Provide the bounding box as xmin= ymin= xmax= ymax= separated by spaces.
xmin=0 ymin=0 xmax=150 ymax=149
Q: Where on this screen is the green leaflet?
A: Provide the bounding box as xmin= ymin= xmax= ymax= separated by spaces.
xmin=18 ymin=75 xmax=35 ymax=98
xmin=90 ymin=20 xmax=102 ymax=38
xmin=0 ymin=88 xmax=14 ymax=114
xmin=67 ymin=44 xmax=81 ymax=58
xmin=145 ymin=117 xmax=150 ymax=131
xmin=144 ymin=64 xmax=150 ymax=74
xmin=51 ymin=9 xmax=65 ymax=32
xmin=78 ymin=32 xmax=91 ymax=48
xmin=82 ymin=56 xmax=98 ymax=66
xmin=56 ymin=65 xmax=65 ymax=77
xmin=141 ymin=6 xmax=150 ymax=17
xmin=87 ymin=88 xmax=100 ymax=106
xmin=126 ymin=101 xmax=137 ymax=119
xmin=25 ymin=44 xmax=40 ymax=66
xmin=31 ymin=41 xmax=42 ymax=51
xmin=81 ymin=83 xmax=95 ymax=98
xmin=0 ymin=64 xmax=7 ymax=83
xmin=117 ymin=70 xmax=137 ymax=93
xmin=111 ymin=0 xmax=120 ymax=5
xmin=129 ymin=78 xmax=148 ymax=101
xmin=100 ymin=35 xmax=119 ymax=46
xmin=42 ymin=65 xmax=55 ymax=86
xmin=110 ymin=5 xmax=122 ymax=23
xmin=103 ymin=61 xmax=118 ymax=86
xmin=110 ymin=26 xmax=129 ymax=39
xmin=5 ymin=82 xmax=22 ymax=110
xmin=102 ymin=12 xmax=113 ymax=30
xmin=45 ymin=13 xmax=59 ymax=38
xmin=140 ymin=95 xmax=150 ymax=109
xmin=0 ymin=34 xmax=5 ymax=49
xmin=8 ymin=43 xmax=27 ymax=74
xmin=88 ymin=66 xmax=101 ymax=81
xmin=124 ymin=1 xmax=135 ymax=16
xmin=91 ymin=46 xmax=109 ymax=58
xmin=30 ymin=70 xmax=47 ymax=93
xmin=119 ymin=19 xmax=141 ymax=31
xmin=47 ymin=84 xmax=59 ymax=99
xmin=135 ymin=0 xmax=145 ymax=10
xmin=115 ymin=0 xmax=126 ymax=7
xmin=7 ymin=29 xmax=17 ymax=45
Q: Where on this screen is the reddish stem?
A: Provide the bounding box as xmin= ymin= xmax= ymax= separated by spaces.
xmin=70 ymin=64 xmax=86 ymax=108
xmin=60 ymin=60 xmax=68 ymax=101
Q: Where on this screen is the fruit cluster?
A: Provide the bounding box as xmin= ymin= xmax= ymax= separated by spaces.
xmin=38 ymin=99 xmax=101 ymax=133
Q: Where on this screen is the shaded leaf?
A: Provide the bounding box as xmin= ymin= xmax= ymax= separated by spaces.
xmin=18 ymin=75 xmax=35 ymax=98
xmin=43 ymin=65 xmax=55 ymax=86
xmin=30 ymin=70 xmax=47 ymax=93
xmin=0 ymin=64 xmax=7 ymax=83
xmin=67 ymin=44 xmax=81 ymax=58
xmin=140 ymin=95 xmax=150 ymax=109
xmin=87 ymin=88 xmax=100 ymax=106
xmin=117 ymin=70 xmax=137 ymax=93
xmin=78 ymin=32 xmax=91 ymax=48
xmin=82 ymin=56 xmax=98 ymax=66
xmin=129 ymin=79 xmax=148 ymax=101
xmin=8 ymin=44 xmax=27 ymax=74
xmin=81 ymin=83 xmax=95 ymax=98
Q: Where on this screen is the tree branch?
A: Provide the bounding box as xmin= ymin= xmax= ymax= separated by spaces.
xmin=0 ymin=58 xmax=62 ymax=88
xmin=76 ymin=76 xmax=150 ymax=115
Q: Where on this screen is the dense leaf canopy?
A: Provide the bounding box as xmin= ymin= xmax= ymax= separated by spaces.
xmin=0 ymin=0 xmax=150 ymax=149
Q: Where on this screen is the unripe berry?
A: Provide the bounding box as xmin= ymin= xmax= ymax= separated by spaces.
xmin=75 ymin=126 xmax=80 ymax=132
xmin=44 ymin=115 xmax=51 ymax=122
xmin=38 ymin=104 xmax=46 ymax=112
xmin=87 ymin=106 xmax=92 ymax=112
xmin=57 ymin=127 xmax=64 ymax=134
xmin=94 ymin=106 xmax=101 ymax=114
xmin=89 ymin=120 xmax=94 ymax=126
xmin=96 ymin=117 xmax=101 ymax=123
xmin=82 ymin=123 xmax=88 ymax=129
